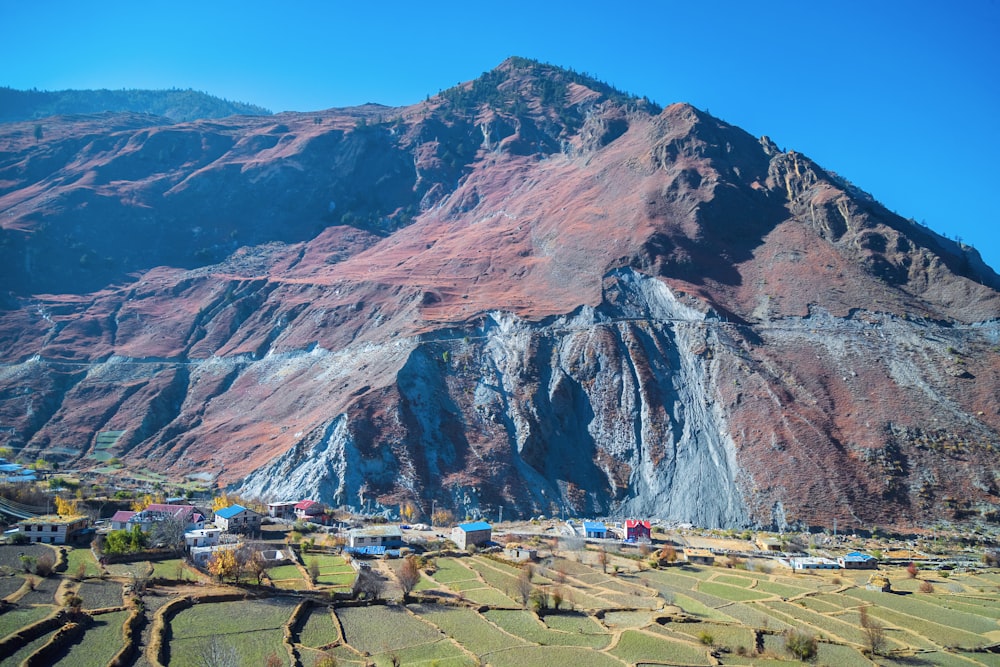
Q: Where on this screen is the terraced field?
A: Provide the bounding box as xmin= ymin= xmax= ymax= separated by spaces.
xmin=1 ymin=543 xmax=999 ymax=665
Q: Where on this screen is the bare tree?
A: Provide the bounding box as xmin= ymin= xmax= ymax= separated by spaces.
xmin=151 ymin=515 xmax=186 ymax=550
xmin=398 ymin=555 xmax=421 ymax=601
xmin=243 ymin=541 xmax=268 ymax=585
xmin=514 ymin=564 xmax=534 ymax=608
xmin=859 ymin=605 xmax=886 ymax=656
xmin=597 ymin=547 xmax=609 ymax=574
xmin=353 ymin=566 xmax=385 ymax=600
xmin=199 ymin=636 xmax=239 ymax=667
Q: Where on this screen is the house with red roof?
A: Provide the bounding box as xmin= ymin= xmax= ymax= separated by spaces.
xmin=294 ymin=500 xmax=328 ymax=523
xmin=625 ymin=519 xmax=651 ymax=542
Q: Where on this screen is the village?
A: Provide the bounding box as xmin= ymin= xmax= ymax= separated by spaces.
xmin=0 ymin=479 xmax=999 ymax=665
xmin=7 ymin=494 xmax=989 ymax=585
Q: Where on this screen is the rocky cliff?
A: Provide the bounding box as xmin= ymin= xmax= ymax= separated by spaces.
xmin=1 ymin=58 xmax=998 ymax=529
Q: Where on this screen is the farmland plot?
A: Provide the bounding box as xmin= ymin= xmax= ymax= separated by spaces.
xmin=78 ymin=579 xmax=123 ymax=609
xmin=410 ymin=603 xmax=524 ymax=656
xmin=54 ymin=609 xmax=129 ymax=667
xmin=483 ymin=609 xmax=611 ymax=648
xmin=609 ymin=629 xmax=713 ymax=666
xmin=298 ymin=606 xmax=339 ymax=648
xmin=336 ymin=604 xmax=442 ymax=654
xmin=167 ymin=597 xmax=296 ymax=666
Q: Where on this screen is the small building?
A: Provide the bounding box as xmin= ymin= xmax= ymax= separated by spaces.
xmin=838 ymin=551 xmax=878 ymax=569
xmin=214 ymin=504 xmax=262 ymax=534
xmin=185 ymin=527 xmax=222 ymax=549
xmin=347 ymin=525 xmax=404 ymax=549
xmin=756 ymin=536 xmax=783 ymax=552
xmin=109 ymin=510 xmax=136 ymax=531
xmin=16 ymin=515 xmax=90 ymax=545
xmin=866 ymin=572 xmax=892 ymax=592
xmin=504 ymin=544 xmax=538 ymax=562
xmin=294 ymin=500 xmax=327 ymax=523
xmin=684 ymin=548 xmax=716 ymax=565
xmin=452 ymin=521 xmax=492 ymax=550
xmin=583 ymin=521 xmax=608 ymax=539
xmin=625 ymin=520 xmax=651 ymax=542
xmin=786 ymin=557 xmax=841 ymax=571
xmin=267 ymin=501 xmax=298 ymax=519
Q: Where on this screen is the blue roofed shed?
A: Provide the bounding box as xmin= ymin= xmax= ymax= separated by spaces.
xmin=583 ymin=521 xmax=608 ymax=539
xmin=838 ymin=551 xmax=878 ymax=569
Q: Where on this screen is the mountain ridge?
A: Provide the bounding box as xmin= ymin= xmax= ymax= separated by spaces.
xmin=0 ymin=58 xmax=997 ymax=530
xmin=0 ymin=86 xmax=271 ymax=124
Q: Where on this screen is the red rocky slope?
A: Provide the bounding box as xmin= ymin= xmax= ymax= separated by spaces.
xmin=1 ymin=59 xmax=997 ymax=529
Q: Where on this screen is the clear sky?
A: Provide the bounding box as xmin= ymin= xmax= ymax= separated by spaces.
xmin=3 ymin=1 xmax=998 ymax=273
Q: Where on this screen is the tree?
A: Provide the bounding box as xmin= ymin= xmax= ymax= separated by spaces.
xmin=784 ymin=629 xmax=817 ymax=661
xmin=398 ymin=555 xmax=421 ymax=600
xmin=34 ymin=124 xmax=43 ymax=142
xmin=353 ymin=566 xmax=385 ymax=600
xmin=243 ymin=543 xmax=267 ymax=585
xmin=658 ymin=545 xmax=678 ymax=564
xmin=514 ymin=564 xmax=533 ymax=608
xmin=208 ymin=549 xmax=240 ymax=583
xmin=151 ymin=515 xmax=185 ymax=550
xmin=35 ymin=553 xmax=55 ymax=577
xmin=906 ymin=561 xmax=919 ymax=578
xmin=199 ymin=636 xmax=240 ymax=667
xmin=597 ymin=547 xmax=609 ymax=574
xmin=131 ymin=492 xmax=164 ymax=512
xmin=308 ymin=558 xmax=321 ymax=584
xmin=400 ymin=502 xmax=417 ymax=523
xmin=432 ymin=508 xmax=455 ymax=527
xmin=859 ymin=605 xmax=886 ymax=656
xmin=54 ymin=496 xmax=79 ymax=516
xmin=103 ymin=525 xmax=149 ymax=555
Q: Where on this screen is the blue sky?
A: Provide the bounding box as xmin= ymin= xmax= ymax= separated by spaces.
xmin=3 ymin=1 xmax=998 ymax=273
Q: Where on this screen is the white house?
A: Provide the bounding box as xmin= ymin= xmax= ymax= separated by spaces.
xmin=185 ymin=527 xmax=222 ymax=549
xmin=347 ymin=525 xmax=404 ymax=549
xmin=16 ymin=515 xmax=89 ymax=545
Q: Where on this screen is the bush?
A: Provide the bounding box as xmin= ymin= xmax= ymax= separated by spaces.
xmin=698 ymin=631 xmax=714 ymax=645
xmin=784 ymin=629 xmax=817 ymax=661
xmin=35 ymin=553 xmax=55 ymax=577
xmin=919 ymin=580 xmax=935 ymax=593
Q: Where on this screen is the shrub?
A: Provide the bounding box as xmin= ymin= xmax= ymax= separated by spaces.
xmin=35 ymin=553 xmax=55 ymax=577
xmin=784 ymin=629 xmax=817 ymax=661
xmin=919 ymin=580 xmax=935 ymax=593
xmin=906 ymin=562 xmax=919 ymax=578
xmin=698 ymin=630 xmax=714 ymax=645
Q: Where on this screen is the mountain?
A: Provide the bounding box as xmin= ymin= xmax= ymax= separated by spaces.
xmin=1 ymin=58 xmax=998 ymax=530
xmin=0 ymin=87 xmax=271 ymax=124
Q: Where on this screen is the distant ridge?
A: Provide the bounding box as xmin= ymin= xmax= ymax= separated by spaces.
xmin=0 ymin=86 xmax=271 ymax=123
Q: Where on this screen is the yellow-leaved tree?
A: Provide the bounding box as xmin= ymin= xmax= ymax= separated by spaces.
xmin=208 ymin=548 xmax=240 ymax=583
xmin=54 ymin=496 xmax=79 ymax=516
xmin=131 ymin=493 xmax=164 ymax=512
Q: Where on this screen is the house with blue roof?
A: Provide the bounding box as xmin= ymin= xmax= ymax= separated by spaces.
xmin=838 ymin=551 xmax=878 ymax=569
xmin=214 ymin=504 xmax=262 ymax=534
xmin=583 ymin=521 xmax=608 ymax=539
xmin=451 ymin=521 xmax=492 ymax=550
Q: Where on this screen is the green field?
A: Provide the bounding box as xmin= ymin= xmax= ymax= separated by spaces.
xmin=168 ymin=598 xmax=296 ymax=666
xmin=1 ymin=544 xmax=1000 ymax=666
xmin=56 ymin=610 xmax=129 ymax=666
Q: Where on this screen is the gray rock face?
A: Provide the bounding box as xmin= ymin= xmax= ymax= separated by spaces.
xmin=234 ymin=269 xmax=750 ymax=526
